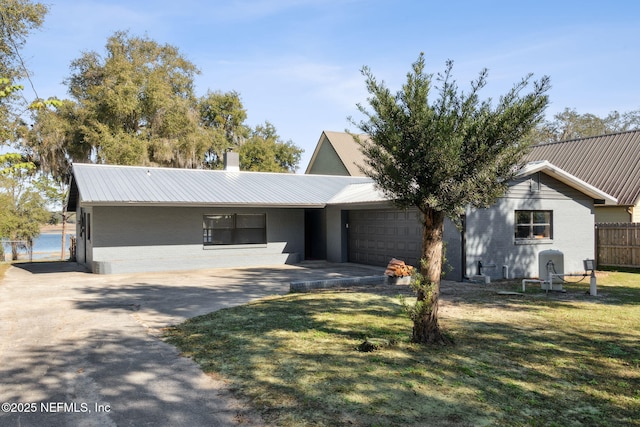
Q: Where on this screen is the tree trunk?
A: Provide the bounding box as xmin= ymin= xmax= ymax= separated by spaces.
xmin=11 ymin=241 xmax=19 ymax=261
xmin=412 ymin=208 xmax=449 ymax=345
xmin=60 ymin=210 xmax=67 ymax=260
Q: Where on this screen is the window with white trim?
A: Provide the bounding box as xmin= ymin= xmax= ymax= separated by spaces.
xmin=203 ymin=214 xmax=266 ymax=245
xmin=515 ymin=210 xmax=552 ymax=240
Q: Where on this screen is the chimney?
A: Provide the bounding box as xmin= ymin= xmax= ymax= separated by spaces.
xmin=223 ymin=151 xmax=240 ymax=172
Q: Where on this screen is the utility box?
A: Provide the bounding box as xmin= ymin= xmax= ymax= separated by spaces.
xmin=539 ymin=249 xmax=564 ymax=291
xmin=538 ymin=250 xmax=564 ymax=281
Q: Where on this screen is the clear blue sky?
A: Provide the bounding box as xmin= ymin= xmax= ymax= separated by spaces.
xmin=17 ymin=0 xmax=640 ymax=171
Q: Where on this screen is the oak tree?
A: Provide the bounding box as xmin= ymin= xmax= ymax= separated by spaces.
xmin=0 ymin=0 xmax=48 ymax=143
xmin=352 ymin=54 xmax=550 ymax=344
xmin=199 ymin=90 xmax=249 ymax=168
xmin=0 ymin=153 xmax=49 ymax=260
xmin=30 ymin=31 xmax=303 ymax=172
xmin=239 ymin=121 xmax=302 ymax=172
xmin=65 ymin=31 xmax=207 ymax=167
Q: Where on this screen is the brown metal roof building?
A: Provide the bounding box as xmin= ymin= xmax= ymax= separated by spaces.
xmin=524 ymin=129 xmax=640 ymax=222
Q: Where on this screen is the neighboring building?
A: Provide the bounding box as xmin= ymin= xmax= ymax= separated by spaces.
xmin=524 ymin=129 xmax=640 ymax=223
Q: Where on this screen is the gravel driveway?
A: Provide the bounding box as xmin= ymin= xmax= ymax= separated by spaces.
xmin=0 ymin=261 xmax=383 ymax=427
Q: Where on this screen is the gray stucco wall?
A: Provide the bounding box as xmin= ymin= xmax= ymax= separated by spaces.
xmin=85 ymin=205 xmax=304 ymax=274
xmin=465 ymin=173 xmax=596 ymax=280
xmin=325 ymin=206 xmax=347 ymax=262
xmin=442 ymin=217 xmax=463 ymax=281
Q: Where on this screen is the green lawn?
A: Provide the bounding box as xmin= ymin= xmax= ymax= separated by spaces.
xmin=164 ymin=272 xmax=640 ymax=426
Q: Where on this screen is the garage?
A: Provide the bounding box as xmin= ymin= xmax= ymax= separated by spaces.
xmin=347 ymin=209 xmax=423 ymax=267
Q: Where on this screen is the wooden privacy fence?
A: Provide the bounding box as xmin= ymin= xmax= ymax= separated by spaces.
xmin=596 ymin=223 xmax=640 ymax=268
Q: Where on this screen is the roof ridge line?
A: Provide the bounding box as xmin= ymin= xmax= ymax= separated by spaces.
xmin=536 ymin=128 xmax=640 ymax=146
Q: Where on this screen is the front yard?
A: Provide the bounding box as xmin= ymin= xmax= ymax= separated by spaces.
xmin=166 ymin=272 xmax=640 ymax=426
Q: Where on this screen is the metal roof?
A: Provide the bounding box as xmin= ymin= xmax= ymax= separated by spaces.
xmin=324 ymin=162 xmax=618 ymax=206
xmin=306 ymin=130 xmax=631 ymax=205
xmin=68 ymin=163 xmax=372 ymax=209
xmin=524 ymin=129 xmax=640 ymax=206
xmin=327 ymin=182 xmax=388 ymax=204
xmin=67 ymin=157 xmax=620 ymax=211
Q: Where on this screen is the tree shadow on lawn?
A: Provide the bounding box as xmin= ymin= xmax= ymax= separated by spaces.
xmin=447 ymin=277 xmax=640 ymax=309
xmin=62 ymin=264 xmax=639 ymax=426
xmin=165 ymin=293 xmax=491 ymax=426
xmin=165 ymin=290 xmax=640 ymax=427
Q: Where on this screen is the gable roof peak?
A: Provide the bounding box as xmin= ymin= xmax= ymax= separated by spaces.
xmin=526 ymin=129 xmax=640 ymax=205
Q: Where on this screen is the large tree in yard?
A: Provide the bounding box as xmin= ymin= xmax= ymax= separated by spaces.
xmin=352 ymin=53 xmax=550 ymax=344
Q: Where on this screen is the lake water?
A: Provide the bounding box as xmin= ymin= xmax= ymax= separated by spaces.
xmin=1 ymin=232 xmax=76 ymax=261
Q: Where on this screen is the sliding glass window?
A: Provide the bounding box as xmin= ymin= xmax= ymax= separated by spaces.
xmin=203 ymin=214 xmax=266 ymax=246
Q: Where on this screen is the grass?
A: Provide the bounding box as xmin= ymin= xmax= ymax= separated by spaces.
xmin=164 ymin=272 xmax=640 ymax=426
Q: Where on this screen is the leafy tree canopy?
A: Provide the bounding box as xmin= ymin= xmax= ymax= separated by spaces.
xmin=353 ymin=53 xmax=551 ymax=222
xmin=199 ymin=90 xmax=249 ymax=169
xmin=530 ymin=107 xmax=640 ymax=144
xmin=24 ymin=31 xmax=303 ymax=174
xmin=0 ymin=152 xmax=49 ymax=260
xmin=0 ymin=0 xmax=48 ymax=80
xmin=0 ymin=77 xmax=23 ymax=143
xmin=352 ymin=53 xmax=550 ymax=344
xmin=63 ymin=31 xmax=206 ymax=167
xmin=1 ymin=0 xmax=48 ymax=146
xmin=239 ymin=121 xmax=303 ymax=172
xmin=25 ymin=99 xmax=88 ymax=181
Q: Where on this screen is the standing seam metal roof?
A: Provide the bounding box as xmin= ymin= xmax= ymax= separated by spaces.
xmin=69 ymin=163 xmax=373 ymax=208
xmin=524 ymin=130 xmax=640 ymax=206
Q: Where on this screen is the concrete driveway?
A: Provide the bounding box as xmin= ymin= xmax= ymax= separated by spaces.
xmin=0 ymin=261 xmax=383 ymax=427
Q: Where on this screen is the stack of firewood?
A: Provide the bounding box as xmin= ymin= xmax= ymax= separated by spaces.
xmin=384 ymin=258 xmax=415 ymax=277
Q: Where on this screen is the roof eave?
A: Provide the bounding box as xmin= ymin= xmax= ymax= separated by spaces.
xmin=519 ymin=161 xmax=618 ymax=205
xmin=76 ymin=201 xmax=328 ymax=209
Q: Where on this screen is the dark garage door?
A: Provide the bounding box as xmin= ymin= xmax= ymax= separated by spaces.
xmin=348 ymin=209 xmax=422 ymax=267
